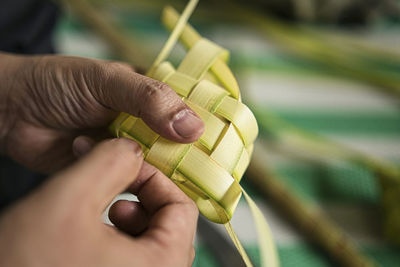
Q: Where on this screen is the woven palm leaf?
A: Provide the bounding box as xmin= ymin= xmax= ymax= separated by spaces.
xmin=110 ymin=6 xmax=257 ymax=224
xmin=109 ymin=3 xmax=278 ymax=266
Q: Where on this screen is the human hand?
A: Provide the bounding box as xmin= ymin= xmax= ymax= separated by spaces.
xmin=0 ymin=52 xmax=204 ymax=172
xmin=0 ymin=138 xmax=198 ymax=267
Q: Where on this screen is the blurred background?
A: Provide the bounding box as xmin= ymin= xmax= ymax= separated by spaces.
xmin=59 ymin=0 xmax=400 ymax=266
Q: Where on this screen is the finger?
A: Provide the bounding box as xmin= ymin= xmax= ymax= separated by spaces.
xmin=108 ymin=200 xmax=149 ymax=236
xmin=55 ymin=138 xmax=143 ymax=213
xmin=92 ymin=61 xmax=204 ymax=143
xmin=72 ymin=135 xmax=95 ymax=157
xmin=128 ymin=162 xmax=198 ymax=258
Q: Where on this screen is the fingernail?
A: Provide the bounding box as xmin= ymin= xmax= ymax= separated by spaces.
xmin=172 ymin=109 xmax=204 ymax=138
xmin=120 ymin=138 xmax=143 ymax=157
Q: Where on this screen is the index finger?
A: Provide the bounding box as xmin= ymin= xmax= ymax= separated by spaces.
xmin=129 ymin=162 xmax=198 ymax=258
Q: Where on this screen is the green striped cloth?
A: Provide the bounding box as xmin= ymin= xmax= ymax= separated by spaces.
xmin=56 ymin=8 xmax=400 ymax=267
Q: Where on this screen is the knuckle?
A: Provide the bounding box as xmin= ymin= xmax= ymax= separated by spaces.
xmin=89 ymin=59 xmax=106 ymax=75
xmin=96 ymin=61 xmax=132 ymax=84
xmin=97 ymin=61 xmax=116 ymax=81
xmin=181 ymin=199 xmax=199 ymax=218
xmin=138 ymin=79 xmax=182 ymax=119
xmin=187 ymin=198 xmax=198 ymax=211
xmin=156 ymin=81 xmax=172 ymax=94
xmin=143 ymin=79 xmax=171 ymax=99
xmin=136 ymin=79 xmax=170 ymax=117
xmin=90 ymin=61 xmax=112 ymax=90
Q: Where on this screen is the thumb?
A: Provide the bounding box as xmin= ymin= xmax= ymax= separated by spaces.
xmin=54 ymin=138 xmax=143 ymax=214
xmin=91 ymin=61 xmax=204 ymax=143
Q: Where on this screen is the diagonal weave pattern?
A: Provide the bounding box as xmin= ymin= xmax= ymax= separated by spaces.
xmin=109 ymin=5 xmax=278 ymax=266
xmin=110 ymin=37 xmax=258 ymax=224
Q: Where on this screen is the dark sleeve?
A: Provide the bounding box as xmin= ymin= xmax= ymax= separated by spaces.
xmin=0 ymin=0 xmax=60 ymax=54
xmin=0 ymin=0 xmax=60 ymax=211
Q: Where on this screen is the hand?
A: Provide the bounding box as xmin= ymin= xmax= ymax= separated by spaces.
xmin=0 ymin=52 xmax=204 ymax=172
xmin=0 ymin=138 xmax=198 ymax=267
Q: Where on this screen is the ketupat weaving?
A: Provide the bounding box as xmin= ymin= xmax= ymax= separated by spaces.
xmin=109 ymin=1 xmax=278 ymax=267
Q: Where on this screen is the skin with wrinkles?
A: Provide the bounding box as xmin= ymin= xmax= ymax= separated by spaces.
xmin=0 ymin=52 xmax=204 ymax=172
xmin=0 ymin=53 xmax=203 ymax=267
